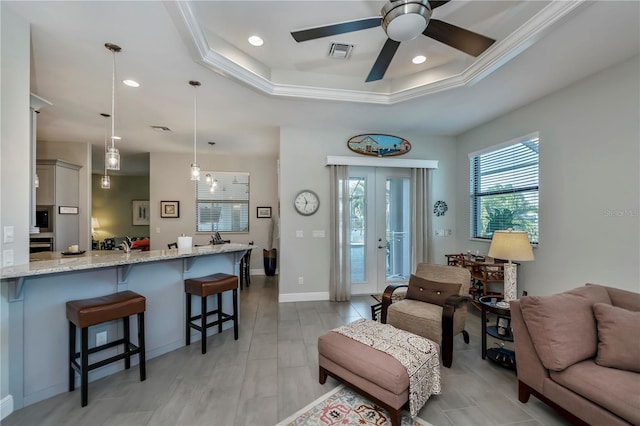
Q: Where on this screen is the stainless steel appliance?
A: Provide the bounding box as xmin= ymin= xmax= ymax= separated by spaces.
xmin=35 ymin=205 xmax=54 ymax=233
xmin=30 ymin=236 xmax=54 ymax=253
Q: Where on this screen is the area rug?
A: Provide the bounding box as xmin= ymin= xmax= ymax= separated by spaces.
xmin=276 ymin=385 xmax=433 ymax=426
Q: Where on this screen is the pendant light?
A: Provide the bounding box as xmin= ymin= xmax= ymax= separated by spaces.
xmin=207 ymin=141 xmax=217 ymax=192
xmin=100 ymin=113 xmax=111 ymax=189
xmin=189 ymin=80 xmax=201 ymax=180
xmin=105 ymin=43 xmax=121 ymax=171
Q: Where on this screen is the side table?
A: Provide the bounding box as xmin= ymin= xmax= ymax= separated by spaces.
xmin=479 ymin=296 xmax=516 ymax=369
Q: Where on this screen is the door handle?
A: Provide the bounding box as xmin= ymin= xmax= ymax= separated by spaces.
xmin=378 ymin=245 xmax=385 ymax=249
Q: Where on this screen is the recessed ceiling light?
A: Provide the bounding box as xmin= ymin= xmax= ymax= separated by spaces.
xmin=412 ymin=55 xmax=427 ymax=65
xmin=123 ymin=79 xmax=140 ymax=87
xmin=248 ymin=35 xmax=264 ymax=47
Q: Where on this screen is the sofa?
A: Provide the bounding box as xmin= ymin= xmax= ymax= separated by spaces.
xmin=510 ymin=284 xmax=639 ymax=425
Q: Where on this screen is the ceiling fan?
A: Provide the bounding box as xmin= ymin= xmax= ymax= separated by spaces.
xmin=291 ymin=0 xmax=496 ymax=82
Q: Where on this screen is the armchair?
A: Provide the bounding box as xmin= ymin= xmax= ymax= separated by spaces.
xmin=381 ymin=263 xmax=471 ymax=368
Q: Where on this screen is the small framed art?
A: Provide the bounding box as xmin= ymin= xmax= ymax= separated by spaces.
xmin=59 ymin=206 xmax=79 ymax=215
xmin=161 ymin=201 xmax=180 ymax=218
xmin=132 ymin=200 xmax=150 ymax=225
xmin=257 ymin=206 xmax=271 ymax=218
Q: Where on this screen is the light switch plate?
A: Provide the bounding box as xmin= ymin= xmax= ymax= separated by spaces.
xmin=3 ymin=226 xmax=14 ymax=243
xmin=296 ymin=230 xmax=304 ymax=238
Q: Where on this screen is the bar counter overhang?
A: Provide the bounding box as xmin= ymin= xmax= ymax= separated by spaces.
xmin=0 ymin=244 xmax=251 ymax=410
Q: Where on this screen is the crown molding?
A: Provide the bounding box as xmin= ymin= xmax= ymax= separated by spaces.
xmin=177 ymin=0 xmax=587 ymax=105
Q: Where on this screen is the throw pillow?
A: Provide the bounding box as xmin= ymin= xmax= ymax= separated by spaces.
xmin=520 ymin=285 xmax=611 ymax=371
xmin=405 ymin=274 xmax=461 ymax=306
xmin=593 ymin=303 xmax=640 ymax=372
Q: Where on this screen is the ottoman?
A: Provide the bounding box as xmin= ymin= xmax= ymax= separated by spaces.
xmin=318 ymin=319 xmax=441 ymax=426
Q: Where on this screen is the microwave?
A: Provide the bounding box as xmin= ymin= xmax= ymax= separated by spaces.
xmin=35 ymin=205 xmax=54 ymax=233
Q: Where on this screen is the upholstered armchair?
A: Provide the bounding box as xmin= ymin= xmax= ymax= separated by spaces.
xmin=381 ymin=263 xmax=471 ymax=368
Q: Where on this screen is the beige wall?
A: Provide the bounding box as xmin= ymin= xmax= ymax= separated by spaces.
xmin=1 ymin=2 xmax=31 ymax=408
xmin=455 ymin=55 xmax=640 ymax=296
xmin=278 ymin=127 xmax=457 ymax=301
xmin=149 ymin=152 xmax=278 ymax=271
xmin=91 ymin=174 xmax=150 ymax=241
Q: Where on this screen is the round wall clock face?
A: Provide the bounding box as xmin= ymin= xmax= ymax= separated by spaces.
xmin=294 ymin=190 xmax=320 ymax=216
xmin=434 ymin=200 xmax=448 ymax=216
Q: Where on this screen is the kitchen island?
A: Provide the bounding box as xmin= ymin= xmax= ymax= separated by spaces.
xmin=0 ymin=244 xmax=251 ymax=410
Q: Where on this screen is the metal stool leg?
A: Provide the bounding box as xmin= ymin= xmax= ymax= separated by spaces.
xmin=185 ymin=293 xmax=191 ymax=346
xmin=81 ymin=327 xmax=89 ymax=407
xmin=69 ymin=321 xmax=76 ymax=392
xmin=232 ymin=288 xmax=238 ymax=340
xmin=201 ymin=295 xmax=207 ymax=354
xmin=123 ymin=316 xmax=131 ymax=369
xmin=217 ymin=293 xmax=223 ymax=334
xmin=138 ymin=312 xmax=146 ymax=381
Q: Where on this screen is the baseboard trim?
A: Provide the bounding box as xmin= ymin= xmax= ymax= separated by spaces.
xmin=1 ymin=395 xmax=13 ymax=420
xmin=279 ymin=292 xmax=329 ymax=303
xmin=249 ymin=268 xmax=278 ymax=276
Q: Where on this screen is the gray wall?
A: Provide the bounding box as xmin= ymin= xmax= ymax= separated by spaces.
xmin=0 ymin=2 xmax=30 ymax=412
xmin=149 ymin=151 xmax=278 ymax=271
xmin=278 ymin=127 xmax=457 ymax=301
xmin=455 ymin=55 xmax=640 ymax=295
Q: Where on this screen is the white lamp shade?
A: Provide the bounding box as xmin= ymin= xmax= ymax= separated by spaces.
xmin=488 ymin=230 xmax=534 ymax=262
xmin=100 ymin=175 xmax=111 ymax=189
xmin=91 ymin=217 xmax=100 ymax=229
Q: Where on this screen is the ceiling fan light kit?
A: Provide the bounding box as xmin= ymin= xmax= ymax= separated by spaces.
xmin=382 ymin=0 xmax=431 ymax=42
xmin=291 ymin=0 xmax=495 ymax=82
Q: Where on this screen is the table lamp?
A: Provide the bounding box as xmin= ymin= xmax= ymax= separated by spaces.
xmin=488 ymin=229 xmax=534 ymax=302
xmin=91 ymin=217 xmax=100 ymax=238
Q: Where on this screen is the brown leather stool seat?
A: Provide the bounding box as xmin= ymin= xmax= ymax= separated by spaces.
xmin=66 ymin=290 xmax=146 ymax=407
xmin=185 ymin=273 xmax=238 ymax=354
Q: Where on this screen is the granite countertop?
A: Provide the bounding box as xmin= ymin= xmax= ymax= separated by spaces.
xmin=0 ymin=244 xmax=253 ymax=280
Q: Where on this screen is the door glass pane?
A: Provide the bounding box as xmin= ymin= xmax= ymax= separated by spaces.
xmin=349 ymin=176 xmax=366 ymax=282
xmin=386 ymin=177 xmax=410 ymax=280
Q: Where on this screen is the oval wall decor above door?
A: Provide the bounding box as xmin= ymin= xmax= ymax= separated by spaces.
xmin=347 ymin=134 xmax=411 ymax=157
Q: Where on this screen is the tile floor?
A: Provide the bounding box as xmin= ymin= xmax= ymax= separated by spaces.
xmin=3 ymin=275 xmax=571 ymax=425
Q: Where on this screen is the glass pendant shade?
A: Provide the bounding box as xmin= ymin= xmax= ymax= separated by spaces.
xmin=105 ymin=146 xmax=120 ymax=170
xmin=101 ymin=175 xmax=111 ymax=189
xmin=205 ymin=173 xmax=212 ymax=183
xmin=190 ymin=163 xmax=200 ymax=181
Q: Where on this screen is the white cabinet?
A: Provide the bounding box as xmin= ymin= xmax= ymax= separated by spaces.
xmin=35 ymin=159 xmax=81 ymax=251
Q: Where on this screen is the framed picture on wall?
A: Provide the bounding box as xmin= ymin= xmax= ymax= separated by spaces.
xmin=161 ymin=201 xmax=180 ymax=218
xmin=257 ymin=206 xmax=271 ymax=218
xmin=132 ymin=200 xmax=150 ymax=225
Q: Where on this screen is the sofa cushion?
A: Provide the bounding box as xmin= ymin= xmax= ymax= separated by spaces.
xmin=593 ymin=303 xmax=640 ymax=372
xmin=550 ymin=359 xmax=640 ymax=425
xmin=520 ymin=285 xmax=611 ymax=371
xmin=405 ymin=274 xmax=461 ymax=306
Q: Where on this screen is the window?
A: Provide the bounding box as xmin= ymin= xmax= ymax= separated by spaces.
xmin=469 ymin=133 xmax=539 ymax=244
xmin=196 ymin=172 xmax=249 ymax=233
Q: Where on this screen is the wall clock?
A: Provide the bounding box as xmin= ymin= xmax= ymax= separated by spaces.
xmin=434 ymin=200 xmax=448 ymax=217
xmin=294 ymin=190 xmax=320 ymax=216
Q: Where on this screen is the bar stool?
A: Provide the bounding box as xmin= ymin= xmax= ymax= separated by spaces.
xmin=185 ymin=273 xmax=238 ymax=354
xmin=240 ymin=244 xmax=253 ymax=289
xmin=66 ymin=290 xmax=146 ymax=407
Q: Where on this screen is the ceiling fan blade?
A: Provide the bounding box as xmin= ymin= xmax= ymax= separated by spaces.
xmin=366 ymin=38 xmax=401 ymax=82
xmin=291 ymin=17 xmax=381 ymax=42
xmin=429 ymin=1 xmax=451 ymax=9
xmin=423 ymin=19 xmax=495 ymax=57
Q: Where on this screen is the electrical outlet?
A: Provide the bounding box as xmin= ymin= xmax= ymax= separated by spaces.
xmin=96 ymin=331 xmax=107 ymax=347
xmin=296 ymin=230 xmax=304 ymax=238
xmin=2 ymin=249 xmax=14 ymax=267
xmin=298 ymin=276 xmax=304 ymax=285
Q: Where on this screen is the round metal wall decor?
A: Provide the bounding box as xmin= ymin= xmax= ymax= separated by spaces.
xmin=434 ymin=200 xmax=448 ymax=216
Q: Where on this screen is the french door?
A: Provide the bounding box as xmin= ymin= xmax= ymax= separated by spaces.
xmin=349 ymin=167 xmax=411 ymax=295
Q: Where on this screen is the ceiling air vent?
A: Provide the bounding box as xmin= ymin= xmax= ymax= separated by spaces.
xmin=151 ymin=125 xmax=172 ymax=132
xmin=328 ymin=43 xmax=353 ymax=59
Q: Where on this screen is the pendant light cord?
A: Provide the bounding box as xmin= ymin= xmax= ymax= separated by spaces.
xmin=193 ymin=84 xmax=198 ymax=164
xmin=111 ymin=50 xmax=116 ymax=148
